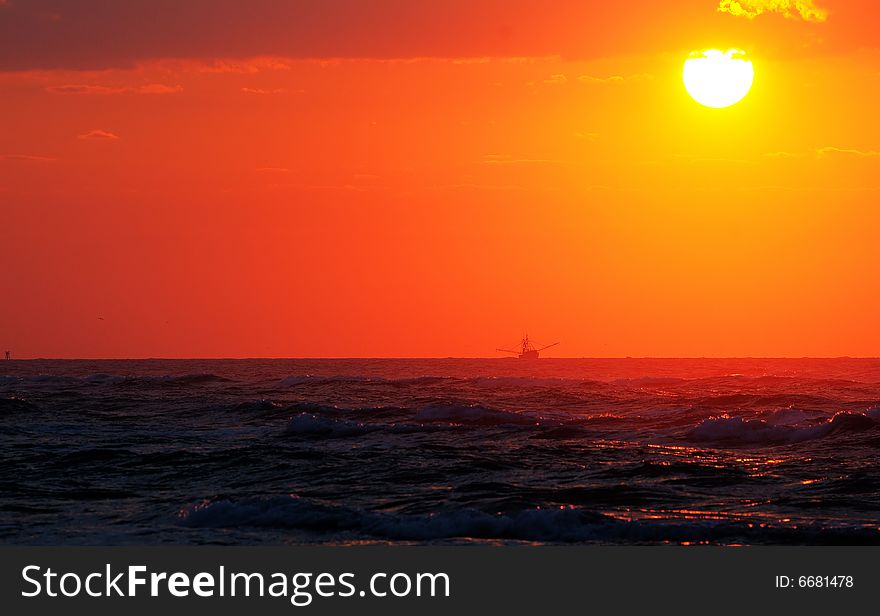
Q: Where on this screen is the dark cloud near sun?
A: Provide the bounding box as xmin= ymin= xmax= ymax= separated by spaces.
xmin=4 ymin=0 xmax=641 ymax=69
xmin=718 ymin=1 xmax=827 ymax=22
xmin=0 ymin=0 xmax=871 ymax=70
xmin=46 ymin=83 xmax=182 ymax=94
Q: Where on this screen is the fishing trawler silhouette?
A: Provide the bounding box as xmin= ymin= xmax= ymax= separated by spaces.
xmin=496 ymin=335 xmax=559 ymax=359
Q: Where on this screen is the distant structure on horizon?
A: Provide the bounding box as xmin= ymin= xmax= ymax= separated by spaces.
xmin=496 ymin=335 xmax=559 ymax=359
xmin=4 ymin=351 xmax=10 ymax=360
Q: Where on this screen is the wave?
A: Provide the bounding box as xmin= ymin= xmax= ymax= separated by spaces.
xmin=179 ymin=495 xmax=616 ymax=542
xmin=283 ymin=413 xmax=376 ymax=438
xmin=82 ymin=373 xmax=128 ymax=385
xmin=691 ymin=393 xmax=839 ymax=411
xmin=229 ymin=399 xmax=285 ymax=413
xmin=0 ymin=375 xmax=83 ymax=386
xmin=414 ymin=403 xmax=537 ymax=426
xmin=278 ymin=375 xmax=383 ymax=387
xmin=282 ymin=405 xmax=535 ymax=438
xmin=136 ymin=373 xmax=231 ymax=385
xmin=761 ymin=407 xmax=822 ymax=426
xmin=470 ymin=376 xmax=599 ymax=389
xmin=687 ymin=411 xmax=878 ymax=445
xmin=613 ymin=377 xmax=688 ymax=387
xmin=178 ymin=495 xmax=880 ymax=544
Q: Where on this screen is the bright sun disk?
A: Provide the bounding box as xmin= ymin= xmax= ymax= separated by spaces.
xmin=683 ymin=49 xmax=754 ymax=109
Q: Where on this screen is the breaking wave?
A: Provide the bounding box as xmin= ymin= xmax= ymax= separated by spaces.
xmin=687 ymin=411 xmax=878 ymax=445
xmin=179 ymin=495 xmax=624 ymax=542
xmin=178 ymin=495 xmax=880 ymax=544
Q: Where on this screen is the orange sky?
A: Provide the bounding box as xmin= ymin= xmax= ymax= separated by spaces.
xmin=2 ymin=0 xmax=879 ymax=358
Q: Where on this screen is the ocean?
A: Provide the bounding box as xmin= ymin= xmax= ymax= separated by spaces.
xmin=1 ymin=358 xmax=879 ymax=545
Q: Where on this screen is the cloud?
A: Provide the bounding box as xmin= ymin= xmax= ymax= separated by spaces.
xmin=136 ymin=83 xmax=182 ymax=94
xmin=47 ymin=84 xmax=122 ymax=94
xmin=195 ymin=58 xmax=292 ymax=74
xmin=717 ymin=0 xmax=828 ymax=22
xmin=1 ymin=153 xmax=56 ymax=162
xmin=241 ymin=87 xmax=285 ymax=94
xmin=47 ymin=83 xmax=182 ymax=94
xmin=78 ymin=129 xmax=119 ymax=140
xmin=576 ymin=73 xmax=651 ymax=85
xmin=543 ymin=74 xmax=567 ymax=85
xmin=0 ymin=1 xmax=771 ymax=71
xmin=761 ymin=151 xmax=802 ymax=158
xmin=578 ymin=74 xmax=624 ymax=84
xmin=761 ymin=147 xmax=880 ymax=159
xmin=3 ymin=1 xmax=863 ymax=71
xmin=816 ymin=146 xmax=880 ymax=157
xmin=540 ymin=73 xmax=651 ymax=87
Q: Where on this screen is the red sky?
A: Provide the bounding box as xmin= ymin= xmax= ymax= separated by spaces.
xmin=2 ymin=0 xmax=880 ymax=358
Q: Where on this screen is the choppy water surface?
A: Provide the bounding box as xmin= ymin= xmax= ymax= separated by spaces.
xmin=2 ymin=358 xmax=880 ymax=545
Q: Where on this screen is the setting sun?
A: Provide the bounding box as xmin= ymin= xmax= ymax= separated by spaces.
xmin=683 ymin=49 xmax=754 ymax=108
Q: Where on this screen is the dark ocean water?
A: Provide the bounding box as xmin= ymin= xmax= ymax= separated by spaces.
xmin=2 ymin=358 xmax=880 ymax=545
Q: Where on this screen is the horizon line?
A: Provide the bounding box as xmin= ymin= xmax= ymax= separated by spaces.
xmin=5 ymin=356 xmax=880 ymax=361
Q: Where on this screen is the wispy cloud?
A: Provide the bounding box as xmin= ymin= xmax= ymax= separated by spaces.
xmin=193 ymin=58 xmax=292 ymax=74
xmin=48 ymin=85 xmax=120 ymax=95
xmin=241 ymin=87 xmax=286 ymax=95
xmin=578 ymin=75 xmax=624 ymax=85
xmin=47 ymin=83 xmax=182 ymax=95
xmin=544 ymin=74 xmax=568 ymax=85
xmin=762 ymin=147 xmax=880 ymax=159
xmin=761 ymin=151 xmax=802 ymax=158
xmin=536 ymin=73 xmax=650 ymax=88
xmin=136 ymin=83 xmax=183 ymax=94
xmin=717 ymin=0 xmax=828 ymax=22
xmin=816 ymin=146 xmax=880 ymax=158
xmin=78 ymin=129 xmax=119 ymax=141
xmin=576 ymin=73 xmax=651 ymax=85
xmin=1 ymin=153 xmax=56 ymax=162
